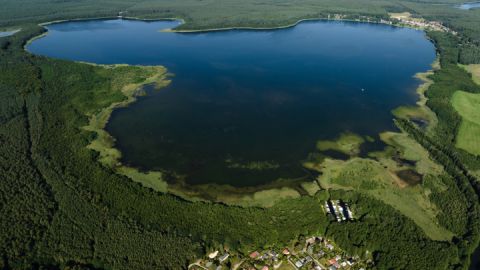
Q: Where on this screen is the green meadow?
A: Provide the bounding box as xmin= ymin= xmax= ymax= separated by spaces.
xmin=307 ymin=131 xmax=451 ymax=241
xmin=452 ymin=90 xmax=480 ymax=155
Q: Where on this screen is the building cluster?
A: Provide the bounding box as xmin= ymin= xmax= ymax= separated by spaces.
xmin=324 ymin=200 xmax=354 ymax=222
xmin=388 ymin=14 xmax=456 ymax=34
xmin=190 ymin=251 xmax=231 ymax=270
xmin=398 ymin=19 xmax=450 ymax=32
xmin=189 ymin=235 xmax=370 ymax=270
xmin=289 ymin=236 xmax=366 ymax=270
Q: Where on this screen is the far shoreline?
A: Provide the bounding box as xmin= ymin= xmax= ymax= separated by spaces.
xmin=28 ymin=12 xmax=429 ymax=39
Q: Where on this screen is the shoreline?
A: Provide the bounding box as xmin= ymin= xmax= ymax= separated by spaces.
xmin=22 ymin=11 xmax=446 ymax=59
xmin=25 ymin=14 xmax=441 ymax=208
xmin=81 ymin=63 xmax=307 ymax=207
xmin=161 ymin=16 xmax=424 ymax=33
xmin=392 ymin=58 xmax=440 ymax=134
xmin=38 ymin=16 xmax=184 ymax=27
xmin=83 ymin=65 xmax=172 ymax=192
xmin=26 ymin=13 xmax=430 ymax=42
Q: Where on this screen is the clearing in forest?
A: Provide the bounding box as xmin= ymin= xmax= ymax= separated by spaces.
xmin=451 ymin=90 xmax=480 ymax=156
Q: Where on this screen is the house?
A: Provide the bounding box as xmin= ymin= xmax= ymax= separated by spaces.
xmin=216 ymin=266 xmax=222 ymax=270
xmin=249 ymin=251 xmax=260 ymax=259
xmin=325 ymin=202 xmax=331 ymax=213
xmin=329 ymin=266 xmax=337 ymax=270
xmin=295 ymin=260 xmax=304 ymax=268
xmin=306 ymin=237 xmax=316 ymax=245
xmin=269 ymin=250 xmax=278 ymax=258
xmin=282 ymin=248 xmax=290 ymax=255
xmin=261 ymin=266 xmax=269 ymax=270
xmin=208 ymin=250 xmax=219 ymax=259
xmin=218 ymin=253 xmax=229 ymax=263
xmin=347 ymin=208 xmax=354 ymax=219
xmin=328 ymin=258 xmax=337 ymax=265
xmin=326 ymin=244 xmax=334 ymax=250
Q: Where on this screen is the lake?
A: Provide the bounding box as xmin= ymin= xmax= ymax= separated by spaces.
xmin=27 ymin=19 xmax=435 ymax=187
xmin=457 ymin=2 xmax=480 ymax=9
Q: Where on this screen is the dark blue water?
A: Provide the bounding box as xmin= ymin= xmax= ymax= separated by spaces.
xmin=457 ymin=2 xmax=480 ymax=9
xmin=28 ymin=19 xmax=435 ymax=186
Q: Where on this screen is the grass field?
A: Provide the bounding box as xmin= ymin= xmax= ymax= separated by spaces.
xmin=461 ymin=64 xmax=480 ymax=85
xmin=305 ymin=128 xmax=450 ymax=241
xmin=451 ymin=90 xmax=480 ymax=155
xmin=315 ymin=157 xmax=452 ymax=241
xmin=377 ymin=131 xmax=444 ymax=175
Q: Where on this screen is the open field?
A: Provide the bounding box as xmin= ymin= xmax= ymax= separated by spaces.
xmin=315 ymin=157 xmax=452 ymax=241
xmin=377 ymin=131 xmax=444 ymax=175
xmin=451 ymin=90 xmax=480 ymax=155
xmin=306 ymin=130 xmax=450 ymax=240
xmin=461 ymin=64 xmax=480 ymax=85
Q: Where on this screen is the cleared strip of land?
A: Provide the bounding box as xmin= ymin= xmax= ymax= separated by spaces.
xmin=461 ymin=64 xmax=480 ymax=86
xmin=451 ymin=90 xmax=480 ymax=156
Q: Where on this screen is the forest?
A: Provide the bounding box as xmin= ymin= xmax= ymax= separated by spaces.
xmin=1 ymin=0 xmax=480 ymax=269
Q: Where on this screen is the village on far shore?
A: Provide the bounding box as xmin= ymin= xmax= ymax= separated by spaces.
xmin=387 ymin=12 xmax=456 ymax=33
xmin=189 ymin=200 xmax=372 ymax=270
xmin=325 ymin=12 xmax=455 ymax=34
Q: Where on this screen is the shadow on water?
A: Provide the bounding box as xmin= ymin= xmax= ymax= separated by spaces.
xmin=359 ymin=135 xmax=388 ymax=158
xmin=470 ymin=247 xmax=480 ymax=270
xmin=320 ymin=150 xmax=350 ymax=160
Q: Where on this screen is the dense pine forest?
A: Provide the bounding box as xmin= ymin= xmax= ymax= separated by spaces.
xmin=2 ymin=0 xmax=480 ymax=269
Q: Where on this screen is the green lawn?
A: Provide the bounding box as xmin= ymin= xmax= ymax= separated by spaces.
xmin=451 ymin=90 xmax=480 ymax=155
xmin=462 ymin=64 xmax=480 ymax=85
